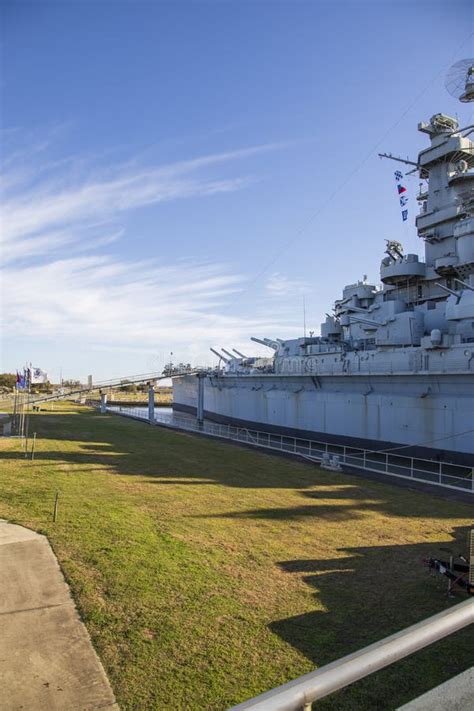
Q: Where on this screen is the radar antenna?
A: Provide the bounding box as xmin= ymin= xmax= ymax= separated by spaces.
xmin=445 ymin=58 xmax=474 ymax=103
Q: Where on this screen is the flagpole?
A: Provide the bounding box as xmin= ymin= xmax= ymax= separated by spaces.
xmin=12 ymin=384 xmax=18 ymax=435
xmin=24 ymin=367 xmax=31 ymax=457
xmin=19 ymin=390 xmax=25 ymax=445
xmin=20 ymin=365 xmax=28 ymax=447
xmin=19 ymin=368 xmax=24 ymax=445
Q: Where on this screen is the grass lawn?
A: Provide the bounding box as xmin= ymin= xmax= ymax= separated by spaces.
xmin=0 ymin=403 xmax=472 ymax=710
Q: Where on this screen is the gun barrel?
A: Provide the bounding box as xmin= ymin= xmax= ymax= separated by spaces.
xmin=436 ymin=282 xmax=461 ymax=299
xmin=454 ymin=278 xmax=474 ymax=292
xmin=232 ymin=348 xmax=247 ymax=358
xmin=210 ymin=347 xmax=229 ymax=363
xmin=221 ymin=348 xmax=235 ymax=359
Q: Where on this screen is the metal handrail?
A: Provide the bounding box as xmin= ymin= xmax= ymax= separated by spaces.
xmin=106 ymin=405 xmax=474 ymax=493
xmin=230 ymin=599 xmax=474 ymax=711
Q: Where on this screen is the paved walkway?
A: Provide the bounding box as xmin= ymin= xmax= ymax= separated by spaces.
xmin=398 ymin=666 xmax=474 ymax=710
xmin=0 ymin=520 xmax=118 ymax=710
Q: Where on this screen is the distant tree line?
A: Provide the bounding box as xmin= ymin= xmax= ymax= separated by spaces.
xmin=0 ymin=373 xmax=53 ymax=394
xmin=119 ymin=380 xmax=150 ymax=393
xmin=62 ymin=379 xmax=81 ymax=388
xmin=0 ymin=373 xmax=16 ymax=389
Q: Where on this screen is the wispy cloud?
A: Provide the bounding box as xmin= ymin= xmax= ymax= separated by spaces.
xmin=1 ymin=143 xmax=275 ymax=245
xmin=1 ymin=133 xmax=297 ymax=372
xmin=265 ymin=272 xmax=310 ymax=297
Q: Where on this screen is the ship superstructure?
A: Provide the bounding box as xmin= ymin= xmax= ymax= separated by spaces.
xmin=172 ymin=62 xmax=474 ymax=463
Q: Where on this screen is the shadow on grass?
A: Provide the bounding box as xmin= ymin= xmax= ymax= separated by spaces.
xmin=189 ymin=483 xmax=470 ymax=520
xmin=4 ymin=408 xmax=473 ymax=708
xmin=269 ymin=525 xmax=473 ymax=709
xmin=2 ymin=410 xmax=472 ymax=519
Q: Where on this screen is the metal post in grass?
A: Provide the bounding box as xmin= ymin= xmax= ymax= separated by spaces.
xmin=31 ymin=432 xmax=37 ymax=460
xmin=148 ymin=382 xmax=155 ymax=424
xmin=53 ymin=492 xmax=59 ymax=522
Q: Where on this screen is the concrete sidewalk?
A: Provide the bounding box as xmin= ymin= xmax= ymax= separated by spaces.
xmin=0 ymin=520 xmax=118 ymax=710
xmin=398 ymin=666 xmax=474 ymax=710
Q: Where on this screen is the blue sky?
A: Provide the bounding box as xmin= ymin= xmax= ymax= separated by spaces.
xmin=1 ymin=0 xmax=472 ymax=382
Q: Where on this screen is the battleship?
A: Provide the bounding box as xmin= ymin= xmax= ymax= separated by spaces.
xmin=172 ymin=60 xmax=474 ymax=465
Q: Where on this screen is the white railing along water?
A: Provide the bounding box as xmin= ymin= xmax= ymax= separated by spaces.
xmin=104 ymin=404 xmax=474 ymax=494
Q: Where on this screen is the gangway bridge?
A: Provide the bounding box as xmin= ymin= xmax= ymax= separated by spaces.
xmin=8 ymin=366 xmax=208 ymax=447
xmin=26 ymin=367 xmax=207 ymax=405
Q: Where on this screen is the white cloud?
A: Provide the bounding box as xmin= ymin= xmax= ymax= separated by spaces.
xmin=1 ymin=140 xmax=282 ymax=246
xmin=265 ymin=271 xmax=310 ymax=296
xmin=0 ymin=134 xmax=299 ymax=374
xmin=2 ymin=253 xmax=292 ymax=367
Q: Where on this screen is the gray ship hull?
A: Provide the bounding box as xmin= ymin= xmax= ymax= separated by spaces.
xmin=172 ymin=373 xmax=474 ymax=465
xmin=169 ymin=103 xmax=474 ymax=469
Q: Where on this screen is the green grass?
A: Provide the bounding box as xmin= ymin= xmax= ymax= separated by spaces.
xmin=0 ymin=403 xmax=472 ymax=710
